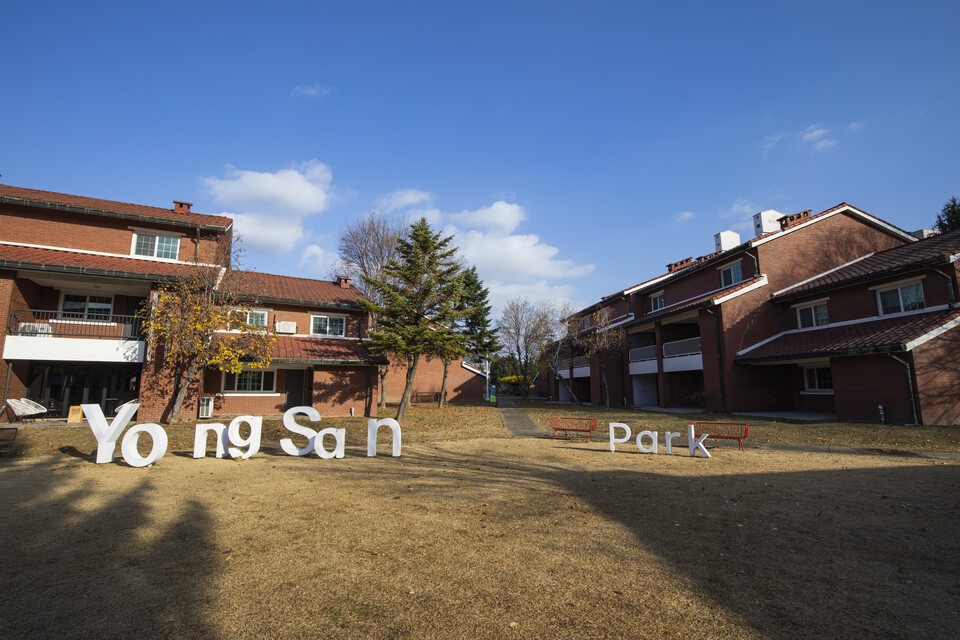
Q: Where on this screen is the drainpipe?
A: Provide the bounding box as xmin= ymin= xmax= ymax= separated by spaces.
xmin=887 ymin=353 xmax=920 ymax=425
xmin=745 ymin=250 xmax=760 ymax=278
xmin=932 ymin=268 xmax=956 ymax=306
xmin=2 ymin=360 xmax=12 ymax=421
xmin=194 ymin=229 xmax=201 ymax=262
xmin=705 ymin=308 xmax=727 ymax=413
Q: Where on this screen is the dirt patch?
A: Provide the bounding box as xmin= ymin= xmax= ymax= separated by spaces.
xmin=1 ymin=436 xmax=958 ymax=639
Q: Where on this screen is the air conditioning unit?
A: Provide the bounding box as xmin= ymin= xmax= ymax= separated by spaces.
xmin=18 ymin=322 xmax=52 ymax=336
xmin=275 ymin=321 xmax=297 ymax=334
xmin=198 ymin=396 xmax=214 ymax=419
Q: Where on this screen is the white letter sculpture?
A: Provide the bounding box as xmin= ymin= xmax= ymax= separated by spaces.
xmin=636 ymin=430 xmax=659 ymax=454
xmin=120 ymin=423 xmax=168 ymax=467
xmin=315 ymin=428 xmax=346 ymax=459
xmin=193 ymin=423 xmax=229 ymax=458
xmin=367 ymin=418 xmax=401 ymax=457
xmin=227 ymin=416 xmax=262 ymax=459
xmin=609 ymin=422 xmax=632 ymax=452
xmin=280 ymin=406 xmax=320 ymax=456
xmin=687 ymin=423 xmax=711 ymax=458
xmin=83 ymin=402 xmax=139 ymax=464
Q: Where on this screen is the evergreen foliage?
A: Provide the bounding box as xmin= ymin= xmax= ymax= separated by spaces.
xmin=935 ymin=196 xmax=960 ymax=233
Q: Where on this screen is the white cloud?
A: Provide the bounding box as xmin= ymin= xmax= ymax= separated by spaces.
xmin=846 ymin=121 xmax=865 ymax=132
xmin=761 ymin=132 xmax=787 ymax=153
xmin=450 ymin=201 xmax=526 ymax=234
xmin=453 ymin=228 xmax=595 ymax=282
xmin=377 ymin=188 xmax=433 ymax=212
xmin=675 ymin=211 xmax=695 ymax=223
xmin=485 ymin=280 xmax=579 ymax=318
xmin=298 ymin=244 xmax=337 ymax=275
xmin=726 ymin=198 xmax=758 ymax=218
xmin=799 ymin=124 xmax=838 ymax=152
xmin=290 ymin=83 xmax=334 ymax=99
xmin=200 ymin=160 xmax=333 ymax=253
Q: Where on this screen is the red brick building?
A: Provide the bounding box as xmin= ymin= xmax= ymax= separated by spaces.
xmin=0 ymin=184 xmax=484 ymax=423
xmin=548 ymin=204 xmax=960 ymax=425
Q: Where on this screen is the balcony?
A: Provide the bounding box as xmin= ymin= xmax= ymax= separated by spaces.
xmin=628 ymin=338 xmax=703 ymax=375
xmin=4 ymin=309 xmax=145 ymax=363
xmin=556 ymin=355 xmax=591 ymax=379
xmin=663 ymin=337 xmax=702 ymax=372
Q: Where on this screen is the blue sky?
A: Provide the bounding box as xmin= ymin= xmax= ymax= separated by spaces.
xmin=2 ymin=1 xmax=958 ymax=317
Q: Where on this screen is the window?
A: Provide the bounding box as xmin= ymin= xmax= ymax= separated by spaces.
xmin=803 ymin=367 xmax=833 ymax=393
xmin=877 ymin=281 xmax=925 ymax=316
xmin=61 ymin=294 xmax=112 ymax=321
xmin=133 ymin=233 xmax=180 ymax=260
xmin=797 ymin=303 xmax=829 ymax=329
xmin=649 ymin=292 xmax=664 ymax=312
xmin=311 ymin=315 xmax=346 ymax=337
xmin=223 ymin=370 xmax=275 ymax=392
xmin=246 ymin=311 xmax=268 ymax=327
xmin=720 ymin=262 xmax=743 ymax=287
xmin=229 ymin=309 xmax=268 ymax=330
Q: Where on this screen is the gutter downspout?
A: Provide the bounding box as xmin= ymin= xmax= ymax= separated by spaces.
xmin=745 ymin=250 xmax=760 ymax=278
xmin=2 ymin=360 xmax=12 ymax=422
xmin=706 ymin=307 xmax=726 ymax=413
xmin=888 ymin=353 xmax=921 ymax=425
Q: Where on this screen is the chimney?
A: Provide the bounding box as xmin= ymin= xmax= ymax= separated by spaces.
xmin=667 ymin=257 xmax=693 ymax=273
xmin=173 ymin=200 xmax=193 ymax=214
xmin=753 ymin=209 xmax=783 ymax=236
xmin=714 ymin=230 xmax=741 ymax=252
xmin=336 ymin=275 xmax=351 ymax=289
xmin=778 ymin=210 xmax=812 ymax=231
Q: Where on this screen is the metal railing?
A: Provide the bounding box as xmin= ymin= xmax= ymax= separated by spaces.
xmin=663 ymin=337 xmax=701 ymax=358
xmin=9 ymin=309 xmax=142 ymax=340
xmin=556 ymin=355 xmax=590 ymax=371
xmin=629 ymin=345 xmax=657 ymax=362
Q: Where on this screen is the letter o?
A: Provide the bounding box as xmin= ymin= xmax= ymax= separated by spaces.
xmin=120 ymin=423 xmax=168 ymax=467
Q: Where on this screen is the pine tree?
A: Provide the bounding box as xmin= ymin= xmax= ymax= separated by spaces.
xmin=361 ymin=218 xmax=461 ymax=420
xmin=935 ymin=196 xmax=960 ymax=233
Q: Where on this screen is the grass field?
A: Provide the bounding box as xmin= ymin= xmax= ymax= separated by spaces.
xmin=1 ymin=402 xmax=959 ymax=638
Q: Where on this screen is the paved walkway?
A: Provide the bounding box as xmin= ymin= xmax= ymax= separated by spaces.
xmin=496 ymin=398 xmax=546 ymax=437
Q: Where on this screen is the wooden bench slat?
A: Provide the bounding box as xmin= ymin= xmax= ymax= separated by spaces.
xmin=549 ymin=416 xmax=598 ymax=441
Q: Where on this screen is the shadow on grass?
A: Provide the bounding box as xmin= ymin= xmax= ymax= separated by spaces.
xmin=0 ymin=463 xmax=219 ymax=639
xmin=328 ymin=445 xmax=960 ymax=639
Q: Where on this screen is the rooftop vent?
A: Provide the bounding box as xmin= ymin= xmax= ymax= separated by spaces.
xmin=778 ymin=210 xmax=812 ymax=231
xmin=336 ymin=275 xmax=351 ymax=289
xmin=173 ymin=200 xmax=193 ymax=213
xmin=714 ymin=230 xmax=741 ymax=252
xmin=753 ymin=209 xmax=783 ymax=236
xmin=667 ymin=257 xmax=693 ymax=273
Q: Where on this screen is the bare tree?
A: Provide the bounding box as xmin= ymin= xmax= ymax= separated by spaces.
xmin=544 ymin=302 xmax=581 ymax=403
xmin=497 ymin=298 xmax=556 ymax=396
xmin=571 ymin=306 xmax=626 ymax=407
xmin=336 ymin=210 xmax=404 ymax=410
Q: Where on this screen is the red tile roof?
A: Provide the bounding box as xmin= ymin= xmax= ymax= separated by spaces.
xmin=216 ymin=335 xmax=380 ymax=365
xmin=0 ymin=184 xmax=232 ymax=230
xmin=0 ymin=243 xmax=214 ymax=280
xmin=626 ymin=276 xmax=765 ymax=327
xmin=736 ymin=309 xmax=960 ymax=363
xmin=773 ymin=230 xmax=960 ymax=302
xmin=222 ymin=271 xmax=366 ymax=308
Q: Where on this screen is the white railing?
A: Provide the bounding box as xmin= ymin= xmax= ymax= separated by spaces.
xmin=663 ymin=337 xmax=701 ymax=358
xmin=629 ymin=345 xmax=657 ymax=362
xmin=572 ymin=355 xmax=590 ymax=368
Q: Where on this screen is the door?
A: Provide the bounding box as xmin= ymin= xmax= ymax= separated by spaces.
xmin=285 ymin=369 xmax=305 ymax=409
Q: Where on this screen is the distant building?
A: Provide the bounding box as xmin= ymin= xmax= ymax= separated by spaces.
xmin=550 ymin=203 xmax=960 ymax=425
xmin=0 ymin=184 xmax=484 ymax=423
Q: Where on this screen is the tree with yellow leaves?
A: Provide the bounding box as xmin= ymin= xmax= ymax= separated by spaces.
xmin=141 ymin=265 xmax=276 ymax=422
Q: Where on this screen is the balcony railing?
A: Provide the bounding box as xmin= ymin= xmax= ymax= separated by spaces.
xmin=663 ymin=337 xmax=701 ymax=358
xmin=556 ymin=355 xmax=590 ymax=370
xmin=9 ymin=309 xmax=143 ymax=340
xmin=629 ymin=345 xmax=657 ymax=362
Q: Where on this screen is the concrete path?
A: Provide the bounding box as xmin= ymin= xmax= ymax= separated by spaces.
xmin=496 ymin=398 xmax=546 ymax=437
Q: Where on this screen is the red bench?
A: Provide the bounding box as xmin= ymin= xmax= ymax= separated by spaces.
xmin=0 ymin=427 xmax=18 ymax=454
xmin=689 ymin=421 xmax=749 ymax=450
xmin=550 ymin=416 xmax=598 ymax=441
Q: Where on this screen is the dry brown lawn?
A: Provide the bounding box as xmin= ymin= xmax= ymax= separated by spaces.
xmin=1 ymin=402 xmax=959 ymax=638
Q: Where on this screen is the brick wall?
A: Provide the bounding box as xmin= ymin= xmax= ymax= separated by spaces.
xmin=832 ymin=354 xmax=914 ymax=424
xmin=312 ymin=366 xmax=374 ymax=416
xmin=383 ymin=357 xmax=485 ymax=403
xmin=912 ymin=329 xmax=960 ymax=425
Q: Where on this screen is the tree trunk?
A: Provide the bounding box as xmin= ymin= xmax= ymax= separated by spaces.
xmin=396 ymin=354 xmax=419 ymax=421
xmin=438 ymin=360 xmax=450 ymax=408
xmin=598 ymin=356 xmax=611 ymax=408
xmin=549 ymin=365 xmax=580 ymax=404
xmin=378 ymin=365 xmax=388 ymax=411
xmin=169 ymin=361 xmax=200 ymax=422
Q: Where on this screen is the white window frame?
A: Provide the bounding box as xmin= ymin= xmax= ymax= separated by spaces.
xmin=130 ymin=229 xmax=182 ymax=260
xmin=874 ymin=279 xmax=926 ymax=316
xmin=719 ymin=261 xmax=744 ymax=287
xmin=795 ymin=300 xmax=829 ymax=329
xmin=57 ymin=292 xmax=115 ymax=323
xmin=649 ymin=291 xmax=665 ymax=312
xmin=311 ymin=314 xmax=346 ymax=337
xmin=802 ymin=366 xmax=834 ymax=395
xmin=222 ymin=369 xmax=277 ymax=394
xmin=228 ymin=308 xmax=270 ymax=331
